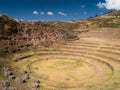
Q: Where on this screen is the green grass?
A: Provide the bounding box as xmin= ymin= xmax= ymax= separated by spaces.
xmin=68 ymin=74 xmax=78 ymax=81
xmin=49 ymin=60 xmax=84 ymax=70
xmin=106 ymin=72 xmax=113 ymax=77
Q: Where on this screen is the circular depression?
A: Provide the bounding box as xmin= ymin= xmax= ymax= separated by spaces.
xmin=29 ymin=58 xmax=97 ymax=88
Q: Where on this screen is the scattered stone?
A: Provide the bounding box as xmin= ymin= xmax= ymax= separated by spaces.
xmin=7 ymin=71 xmax=13 ymax=76
xmin=8 ymin=86 xmax=18 ymax=90
xmin=22 ymin=70 xmax=28 ymax=74
xmin=5 ymin=67 xmax=10 ymax=71
xmin=15 ymin=77 xmax=26 ymax=84
xmin=8 ymin=75 xmax=16 ymax=80
xmin=2 ymin=86 xmax=18 ymax=90
xmin=32 ymin=79 xmax=40 ymax=84
xmin=3 ymin=67 xmax=13 ymax=77
xmin=0 ymin=80 xmax=10 ymax=87
xmin=26 ymin=73 xmax=30 ymax=77
xmin=28 ymin=79 xmax=40 ymax=90
xmin=29 ymin=83 xmax=39 ymax=90
xmin=24 ymin=75 xmax=30 ymax=80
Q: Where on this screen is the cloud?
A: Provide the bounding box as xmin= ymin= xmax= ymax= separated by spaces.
xmin=97 ymin=2 xmax=105 ymax=8
xmin=40 ymin=12 xmax=45 ymax=15
xmin=58 ymin=11 xmax=67 ymax=16
xmin=20 ymin=19 xmax=24 ymax=21
xmin=47 ymin=11 xmax=54 ymax=15
xmin=81 ymin=5 xmax=85 ymax=8
xmin=15 ymin=18 xmax=18 ymax=21
xmin=83 ymin=11 xmax=87 ymax=15
xmin=97 ymin=0 xmax=120 ymax=10
xmin=33 ymin=10 xmax=39 ymax=15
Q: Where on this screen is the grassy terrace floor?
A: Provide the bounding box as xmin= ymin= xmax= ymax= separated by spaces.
xmin=2 ymin=37 xmax=119 ymax=90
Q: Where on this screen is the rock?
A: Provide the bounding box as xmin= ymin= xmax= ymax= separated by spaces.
xmin=32 ymin=79 xmax=40 ymax=84
xmin=0 ymin=80 xmax=10 ymax=87
xmin=24 ymin=75 xmax=30 ymax=80
xmin=15 ymin=77 xmax=26 ymax=84
xmin=7 ymin=71 xmax=13 ymax=76
xmin=30 ymin=83 xmax=38 ymax=88
xmin=28 ymin=79 xmax=40 ymax=90
xmin=22 ymin=70 xmax=28 ymax=74
xmin=26 ymin=73 xmax=30 ymax=77
xmin=3 ymin=67 xmax=13 ymax=77
xmin=8 ymin=86 xmax=18 ymax=90
xmin=2 ymin=86 xmax=18 ymax=90
xmin=8 ymin=75 xmax=16 ymax=79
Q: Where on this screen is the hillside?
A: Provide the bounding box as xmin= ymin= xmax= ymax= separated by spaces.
xmin=0 ymin=11 xmax=120 ymax=90
xmin=75 ymin=10 xmax=120 ymax=28
xmin=0 ymin=14 xmax=21 ymax=35
xmin=73 ymin=10 xmax=120 ymax=40
xmin=0 ymin=15 xmax=78 ymax=55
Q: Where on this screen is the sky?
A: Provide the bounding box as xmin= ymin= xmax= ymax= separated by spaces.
xmin=0 ymin=0 xmax=120 ymax=21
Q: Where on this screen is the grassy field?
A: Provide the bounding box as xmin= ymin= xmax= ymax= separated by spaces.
xmin=0 ymin=34 xmax=119 ymax=90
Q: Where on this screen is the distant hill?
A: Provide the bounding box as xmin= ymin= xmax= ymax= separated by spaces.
xmin=74 ymin=10 xmax=120 ymax=28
